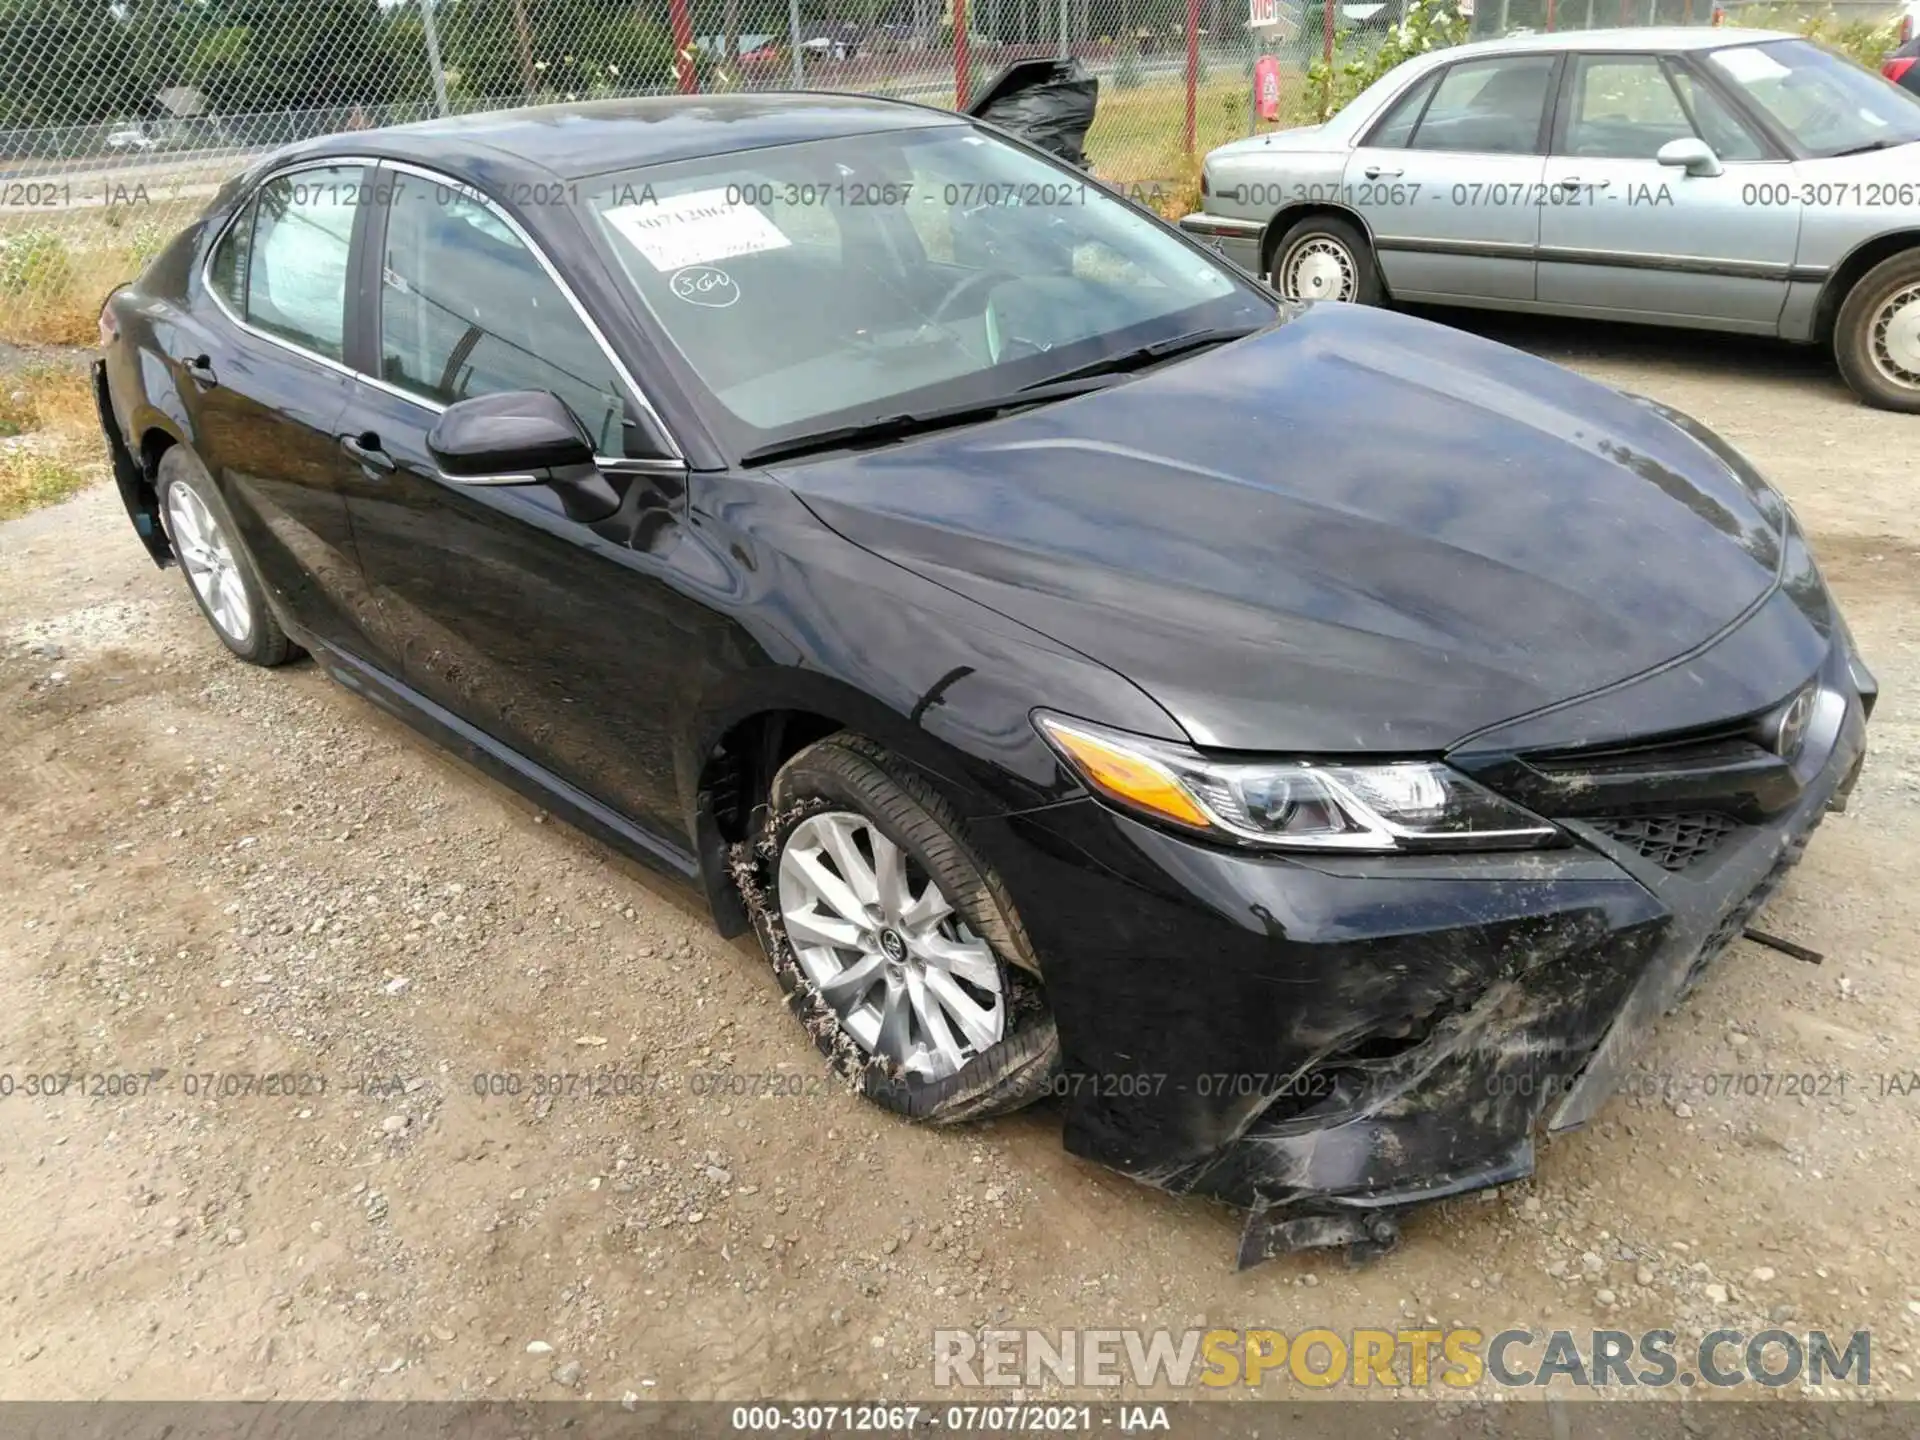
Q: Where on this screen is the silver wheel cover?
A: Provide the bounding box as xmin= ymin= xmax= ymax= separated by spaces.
xmin=1279 ymin=235 xmax=1357 ymax=302
xmin=1868 ymin=281 xmax=1920 ymax=393
xmin=166 ymin=482 xmax=254 ymax=645
xmin=776 ymin=810 xmax=1005 ymax=1081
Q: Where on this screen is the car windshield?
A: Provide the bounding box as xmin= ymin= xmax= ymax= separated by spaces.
xmin=581 ymin=123 xmax=1273 ymax=455
xmin=1706 ymin=38 xmax=1920 ymax=156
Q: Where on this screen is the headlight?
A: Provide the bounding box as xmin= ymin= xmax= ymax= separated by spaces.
xmin=1035 ymin=713 xmax=1560 ymax=853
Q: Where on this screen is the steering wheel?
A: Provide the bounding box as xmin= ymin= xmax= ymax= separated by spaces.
xmin=927 ymin=268 xmax=1015 ymax=329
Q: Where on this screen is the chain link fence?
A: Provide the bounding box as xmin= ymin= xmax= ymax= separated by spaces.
xmin=0 ymin=0 xmax=1859 ymax=344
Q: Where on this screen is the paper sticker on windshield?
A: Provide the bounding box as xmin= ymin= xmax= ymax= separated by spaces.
xmin=604 ymin=188 xmax=790 ymax=271
xmin=1711 ymin=47 xmax=1790 ymax=84
xmin=670 ymin=265 xmax=740 ymax=308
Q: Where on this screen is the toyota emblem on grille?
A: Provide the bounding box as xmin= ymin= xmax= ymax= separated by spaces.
xmin=1769 ymin=684 xmax=1817 ymax=760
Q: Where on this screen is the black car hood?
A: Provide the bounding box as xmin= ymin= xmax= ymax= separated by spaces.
xmin=781 ymin=303 xmax=1790 ymax=753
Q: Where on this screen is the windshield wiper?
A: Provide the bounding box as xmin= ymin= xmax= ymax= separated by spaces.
xmin=1019 ymin=324 xmax=1266 ymax=390
xmin=1827 ymin=137 xmax=1913 ymax=156
xmin=738 ymin=376 xmax=1118 ymax=467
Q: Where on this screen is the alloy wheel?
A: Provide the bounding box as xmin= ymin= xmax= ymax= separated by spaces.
xmin=776 ymin=810 xmax=1005 ymax=1081
xmin=1868 ymin=281 xmax=1920 ymax=393
xmin=165 ymin=482 xmax=254 ymax=645
xmin=1279 ymin=235 xmax=1357 ymax=302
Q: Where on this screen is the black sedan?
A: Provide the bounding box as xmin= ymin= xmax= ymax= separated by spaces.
xmin=95 ymin=93 xmax=1874 ymax=1267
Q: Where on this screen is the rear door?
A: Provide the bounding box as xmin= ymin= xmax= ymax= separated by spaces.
xmin=1344 ymin=51 xmax=1560 ymax=302
xmin=1537 ymin=51 xmax=1799 ymax=329
xmin=190 ymin=161 xmax=381 ymax=656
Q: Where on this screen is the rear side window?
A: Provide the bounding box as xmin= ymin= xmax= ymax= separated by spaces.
xmin=207 ymin=198 xmax=253 ymax=313
xmin=377 ymin=173 xmax=628 ymax=452
xmin=234 ymin=165 xmax=365 ymax=361
xmin=1366 ymin=70 xmax=1441 ymax=149
xmin=1408 ymin=55 xmax=1556 ymax=154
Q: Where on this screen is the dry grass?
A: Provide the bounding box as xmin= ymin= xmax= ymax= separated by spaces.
xmin=0 ymin=366 xmax=105 ymax=521
xmin=0 ymin=237 xmax=159 ymax=348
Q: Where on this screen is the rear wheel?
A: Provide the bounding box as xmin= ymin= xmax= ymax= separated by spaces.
xmin=742 ymin=733 xmax=1059 ymax=1123
xmin=158 ymin=447 xmax=298 ymax=667
xmin=1270 ymin=214 xmax=1382 ymax=306
xmin=1834 ymin=248 xmax=1920 ymax=413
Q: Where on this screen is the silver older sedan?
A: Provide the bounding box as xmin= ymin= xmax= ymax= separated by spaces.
xmin=1181 ymin=28 xmax=1920 ymax=409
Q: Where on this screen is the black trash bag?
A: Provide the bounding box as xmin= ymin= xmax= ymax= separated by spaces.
xmin=966 ymin=58 xmax=1098 ymax=169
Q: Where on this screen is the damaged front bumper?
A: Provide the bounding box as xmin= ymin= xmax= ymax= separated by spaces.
xmin=965 ymin=641 xmax=1871 ymax=1267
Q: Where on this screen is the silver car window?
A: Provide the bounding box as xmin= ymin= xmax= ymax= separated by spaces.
xmin=1365 ymin=69 xmax=1442 ymax=149
xmin=1666 ymin=64 xmax=1766 ymax=162
xmin=1563 ymin=55 xmax=1697 ymax=160
xmin=1407 ymin=55 xmax=1555 ymax=155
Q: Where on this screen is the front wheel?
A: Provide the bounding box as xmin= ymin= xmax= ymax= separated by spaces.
xmin=1270 ymin=214 xmax=1383 ymax=306
xmin=739 ymin=733 xmax=1060 ymax=1123
xmin=1834 ymin=248 xmax=1920 ymax=413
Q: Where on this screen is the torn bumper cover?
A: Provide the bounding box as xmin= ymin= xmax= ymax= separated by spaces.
xmin=965 ymin=639 xmax=1871 ymax=1266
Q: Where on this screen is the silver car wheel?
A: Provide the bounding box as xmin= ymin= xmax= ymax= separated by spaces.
xmin=1868 ymin=282 xmax=1920 ymax=392
xmin=777 ymin=810 xmax=1005 ymax=1082
xmin=1279 ymin=235 xmax=1357 ymax=302
xmin=165 ymin=481 xmax=254 ymax=645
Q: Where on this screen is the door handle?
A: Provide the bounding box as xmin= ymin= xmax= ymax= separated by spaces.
xmin=341 ymin=432 xmax=396 ymax=474
xmin=1363 ymin=166 xmax=1404 ymax=179
xmin=185 ymin=354 xmax=218 ymax=389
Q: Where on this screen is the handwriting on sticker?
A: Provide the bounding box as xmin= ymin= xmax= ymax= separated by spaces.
xmin=670 ymin=266 xmax=739 ymax=308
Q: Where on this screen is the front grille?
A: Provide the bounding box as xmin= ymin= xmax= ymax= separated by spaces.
xmin=1588 ymin=812 xmax=1743 ymax=871
xmin=1676 ymin=809 xmax=1824 ymax=1002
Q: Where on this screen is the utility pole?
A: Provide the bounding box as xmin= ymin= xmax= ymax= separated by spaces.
xmin=417 ymin=0 xmax=450 ymax=116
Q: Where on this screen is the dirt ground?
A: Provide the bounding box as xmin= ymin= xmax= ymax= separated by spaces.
xmin=1 ymin=313 xmax=1916 ymax=1405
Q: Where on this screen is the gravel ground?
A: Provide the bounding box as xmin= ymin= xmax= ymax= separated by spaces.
xmin=0 ymin=315 xmax=1916 ymax=1404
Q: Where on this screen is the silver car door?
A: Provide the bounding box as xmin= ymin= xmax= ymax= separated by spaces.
xmin=1343 ymin=52 xmax=1556 ymax=303
xmin=1537 ymin=52 xmax=1800 ymax=330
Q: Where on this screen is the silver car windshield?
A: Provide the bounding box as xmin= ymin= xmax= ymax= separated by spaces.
xmin=1706 ymin=38 xmax=1920 ymax=157
xmin=582 ymin=125 xmax=1270 ymax=445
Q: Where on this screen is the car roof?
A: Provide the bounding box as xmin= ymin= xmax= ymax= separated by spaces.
xmin=1439 ymin=24 xmax=1794 ymax=57
xmin=293 ymin=92 xmax=962 ymax=183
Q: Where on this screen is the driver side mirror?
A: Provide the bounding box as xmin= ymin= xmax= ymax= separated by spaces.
xmin=426 ymin=390 xmax=595 ymax=483
xmin=1655 ymin=137 xmax=1723 ymax=178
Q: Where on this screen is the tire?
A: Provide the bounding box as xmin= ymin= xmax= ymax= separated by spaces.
xmin=735 ymin=733 xmax=1060 ymax=1124
xmin=1833 ymin=248 xmax=1920 ymax=413
xmin=1270 ymin=214 xmax=1383 ymax=306
xmin=157 ymin=446 xmax=299 ymax=667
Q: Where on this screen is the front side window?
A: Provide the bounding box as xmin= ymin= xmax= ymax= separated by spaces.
xmin=584 ymin=124 xmax=1270 ymax=449
xmin=378 ymin=173 xmax=628 ymax=453
xmin=1563 ymin=55 xmax=1699 ymax=159
xmin=1408 ymin=55 xmax=1556 ymax=154
xmin=1707 ymin=38 xmax=1920 ymax=156
xmin=1667 ymin=65 xmax=1767 ymax=162
xmin=243 ymin=165 xmax=364 ymax=360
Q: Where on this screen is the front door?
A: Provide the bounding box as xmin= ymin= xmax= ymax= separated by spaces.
xmin=1537 ymin=51 xmax=1800 ymax=330
xmin=1345 ymin=51 xmax=1560 ymax=302
xmin=337 ymin=168 xmax=698 ymax=845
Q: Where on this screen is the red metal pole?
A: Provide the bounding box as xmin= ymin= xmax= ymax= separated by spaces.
xmin=1546 ymin=0 xmax=1556 ymax=29
xmin=956 ymin=0 xmax=972 ymax=109
xmin=1184 ymin=0 xmax=1200 ymax=154
xmin=669 ymin=0 xmax=698 ymax=93
xmin=1322 ymin=0 xmax=1334 ymax=109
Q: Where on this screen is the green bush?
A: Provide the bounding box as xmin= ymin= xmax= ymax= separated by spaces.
xmin=0 ymin=230 xmax=73 ymax=300
xmin=1305 ymin=0 xmax=1469 ymax=120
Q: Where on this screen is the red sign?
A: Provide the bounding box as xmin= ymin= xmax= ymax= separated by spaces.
xmin=1254 ymin=54 xmax=1281 ymax=120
